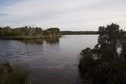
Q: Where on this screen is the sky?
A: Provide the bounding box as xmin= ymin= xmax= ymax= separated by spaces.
xmin=0 ymin=0 xmax=126 ymax=31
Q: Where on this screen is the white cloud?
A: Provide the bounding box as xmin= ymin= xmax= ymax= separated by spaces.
xmin=0 ymin=0 xmax=126 ymax=31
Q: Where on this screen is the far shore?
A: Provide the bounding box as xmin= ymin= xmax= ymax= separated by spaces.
xmin=0 ymin=35 xmax=62 ymax=40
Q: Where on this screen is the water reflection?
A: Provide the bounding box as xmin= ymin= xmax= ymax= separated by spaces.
xmin=19 ymin=39 xmax=44 ymax=45
xmin=18 ymin=37 xmax=60 ymax=45
xmin=45 ymin=37 xmax=59 ymax=44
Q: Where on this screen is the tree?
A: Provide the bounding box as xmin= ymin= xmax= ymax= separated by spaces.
xmin=35 ymin=27 xmax=43 ymax=36
xmin=0 ymin=26 xmax=60 ymax=37
xmin=96 ymin=23 xmax=124 ymax=61
xmin=43 ymin=28 xmax=60 ymax=36
xmin=78 ymin=23 xmax=126 ymax=84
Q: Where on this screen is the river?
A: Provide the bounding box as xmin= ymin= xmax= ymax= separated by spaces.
xmin=0 ymin=35 xmax=98 ymax=84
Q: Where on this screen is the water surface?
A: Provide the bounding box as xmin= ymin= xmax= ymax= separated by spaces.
xmin=0 ymin=35 xmax=98 ymax=84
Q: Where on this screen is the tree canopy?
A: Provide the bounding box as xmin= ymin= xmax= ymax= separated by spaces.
xmin=0 ymin=26 xmax=60 ymax=37
xmin=78 ymin=23 xmax=126 ymax=84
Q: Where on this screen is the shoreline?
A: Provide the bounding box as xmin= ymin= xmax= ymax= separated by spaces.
xmin=0 ymin=35 xmax=62 ymax=40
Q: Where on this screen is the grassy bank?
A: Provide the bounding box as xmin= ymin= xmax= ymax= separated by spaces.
xmin=0 ymin=61 xmax=31 ymax=84
xmin=0 ymin=35 xmax=62 ymax=40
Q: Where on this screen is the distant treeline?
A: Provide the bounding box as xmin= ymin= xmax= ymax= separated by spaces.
xmin=61 ymin=31 xmax=98 ymax=35
xmin=0 ymin=26 xmax=60 ymax=38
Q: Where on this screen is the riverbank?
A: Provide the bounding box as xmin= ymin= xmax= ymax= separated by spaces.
xmin=61 ymin=31 xmax=98 ymax=35
xmin=0 ymin=35 xmax=62 ymax=40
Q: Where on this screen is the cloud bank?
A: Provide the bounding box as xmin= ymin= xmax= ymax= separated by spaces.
xmin=0 ymin=0 xmax=126 ymax=31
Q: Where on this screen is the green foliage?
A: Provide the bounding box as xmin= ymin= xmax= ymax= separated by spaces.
xmin=98 ymin=23 xmax=124 ymax=46
xmin=78 ymin=23 xmax=126 ymax=84
xmin=43 ymin=28 xmax=60 ymax=36
xmin=0 ymin=26 xmax=60 ymax=37
xmin=0 ymin=61 xmax=31 ymax=84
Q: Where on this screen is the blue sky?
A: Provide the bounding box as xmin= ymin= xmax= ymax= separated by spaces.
xmin=0 ymin=0 xmax=126 ymax=31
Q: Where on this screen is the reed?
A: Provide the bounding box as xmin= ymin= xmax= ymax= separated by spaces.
xmin=0 ymin=61 xmax=31 ymax=84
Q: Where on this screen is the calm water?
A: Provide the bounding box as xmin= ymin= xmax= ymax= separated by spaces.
xmin=0 ymin=35 xmax=98 ymax=84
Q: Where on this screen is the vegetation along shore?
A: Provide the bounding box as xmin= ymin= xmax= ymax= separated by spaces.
xmin=78 ymin=23 xmax=126 ymax=84
xmin=0 ymin=26 xmax=61 ymax=40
